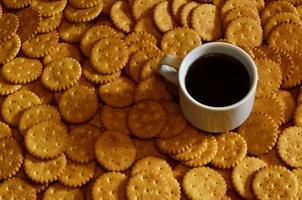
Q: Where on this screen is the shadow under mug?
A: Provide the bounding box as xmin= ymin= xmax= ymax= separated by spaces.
xmin=158 ymin=42 xmax=258 ymax=133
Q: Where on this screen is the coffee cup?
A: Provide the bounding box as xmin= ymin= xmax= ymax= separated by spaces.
xmin=158 ymin=42 xmax=258 ymax=133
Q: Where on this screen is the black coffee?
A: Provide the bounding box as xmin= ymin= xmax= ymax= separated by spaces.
xmin=185 ymin=53 xmax=250 ymax=107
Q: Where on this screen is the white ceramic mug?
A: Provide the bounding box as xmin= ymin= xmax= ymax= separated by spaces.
xmin=158 ymin=42 xmax=258 ymax=133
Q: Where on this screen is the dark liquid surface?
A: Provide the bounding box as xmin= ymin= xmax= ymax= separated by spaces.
xmin=185 ymin=53 xmax=250 ymax=107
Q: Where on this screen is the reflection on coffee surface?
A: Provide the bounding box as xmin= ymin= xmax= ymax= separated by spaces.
xmin=185 ymin=53 xmax=251 ymax=107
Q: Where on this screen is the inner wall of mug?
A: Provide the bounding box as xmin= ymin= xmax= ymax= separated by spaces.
xmin=179 ymin=42 xmax=258 ymax=110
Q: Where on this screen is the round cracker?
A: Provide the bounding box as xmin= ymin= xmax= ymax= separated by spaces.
xmin=253 ymin=96 xmax=285 ymax=125
xmin=65 ymin=125 xmax=101 ymax=163
xmin=31 ymin=0 xmax=67 ymax=17
xmin=1 ymin=90 xmax=41 ymax=127
xmin=134 ymin=76 xmax=173 ymax=102
xmin=278 ymin=50 xmax=294 ymax=85
xmin=69 ymin=0 xmax=102 ymax=8
xmin=58 ymin=20 xmax=93 ymax=43
xmin=59 ymin=85 xmax=98 ymax=124
xmin=19 ymin=104 xmax=61 ymax=136
xmin=158 ymin=102 xmax=188 ymax=139
xmin=156 ymin=125 xmax=199 ymax=154
xmin=140 ymin=56 xmax=162 ymax=80
xmin=2 ymin=57 xmax=42 ymax=84
xmin=268 ymin=23 xmax=302 ymax=52
xmin=0 ymin=74 xmax=22 ymax=96
xmin=153 ymin=1 xmax=177 ymax=33
xmin=43 ymin=42 xmax=82 ymax=65
xmin=232 ymin=157 xmax=267 ymax=199
xmin=252 ymin=166 xmax=298 ymax=200
xmin=183 ymin=167 xmax=227 ymax=200
xmin=0 ymin=121 xmax=12 ymax=139
xmin=64 ymin=4 xmax=102 ymax=23
xmin=0 ymin=178 xmax=36 ymax=200
xmin=128 ymin=46 xmax=162 ymax=82
xmin=131 ymin=0 xmax=162 ymax=20
xmin=191 ymin=4 xmax=222 ymax=41
xmin=277 ymin=126 xmax=302 ymax=168
xmin=126 ymin=170 xmax=175 ymax=200
xmin=58 ymin=160 xmax=96 ymax=187
xmin=24 ymin=154 xmax=67 ymax=184
xmin=25 ymin=121 xmax=68 ymax=159
xmin=0 ymin=138 xmax=23 ymax=180
xmin=277 ymin=90 xmax=296 ymax=123
xmin=183 ymin=136 xmax=218 ymax=167
xmin=43 ymin=183 xmax=84 ymax=200
xmin=223 ymin=6 xmax=259 ymax=29
xmin=255 ymin=58 xmax=282 ymax=98
xmin=94 ymin=130 xmax=136 ymax=171
xmin=80 ymin=25 xmax=124 ymax=57
xmin=37 ymin=13 xmax=63 ymax=33
xmin=125 ymin=31 xmax=157 ymax=54
xmin=110 ymin=1 xmax=135 ymax=33
xmin=0 ymin=33 xmax=21 ymax=65
xmin=0 ymin=13 xmax=19 ymax=42
xmin=172 ymin=136 xmax=207 ymax=161
xmin=264 ymin=12 xmax=301 ymax=40
xmin=21 ymin=80 xmax=53 ymax=104
xmin=161 ymin=27 xmax=201 ymax=58
xmin=82 ymin=60 xmax=121 ymax=85
xmin=261 ymin=1 xmax=299 ymax=25
xmin=101 ymin=105 xmax=130 ymax=135
xmin=92 ymin=172 xmax=128 ymax=200
xmin=90 ymin=37 xmax=128 ymax=74
xmin=221 ymin=0 xmax=258 ymax=19
xmin=134 ymin=15 xmax=162 ymax=43
xmin=21 ymin=31 xmax=59 ymax=58
xmin=292 ymin=168 xmax=302 ymax=200
xmin=2 ymin=0 xmax=31 ymax=9
xmin=211 ymin=132 xmax=247 ymax=169
xmin=294 ymin=104 xmax=302 ymax=127
xmin=281 ymin=51 xmax=302 ymax=88
xmin=16 ymin=7 xmax=41 ymax=42
xmin=131 ymin=156 xmax=173 ymax=176
xmin=42 ymin=57 xmax=82 ymax=92
xmin=171 ymin=0 xmax=189 ymax=22
xmin=238 ymin=112 xmax=278 ymax=155
xmin=225 ymin=17 xmax=262 ymax=48
xmin=98 ymin=76 xmax=135 ymax=107
xmin=180 ymin=2 xmax=199 ymax=27
xmin=127 ymin=100 xmax=167 ymax=139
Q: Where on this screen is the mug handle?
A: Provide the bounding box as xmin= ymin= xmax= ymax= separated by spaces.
xmin=158 ymin=54 xmax=182 ymax=85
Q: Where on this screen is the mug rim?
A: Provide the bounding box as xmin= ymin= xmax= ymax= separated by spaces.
xmin=178 ymin=42 xmax=258 ymax=111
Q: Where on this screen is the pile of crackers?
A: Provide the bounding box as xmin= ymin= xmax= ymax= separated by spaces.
xmin=0 ymin=0 xmax=302 ymax=199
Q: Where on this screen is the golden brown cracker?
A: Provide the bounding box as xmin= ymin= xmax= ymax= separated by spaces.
xmin=0 ymin=121 xmax=12 ymax=139
xmin=0 ymin=138 xmax=23 ymax=180
xmin=161 ymin=27 xmax=201 ymax=58
xmin=134 ymin=15 xmax=162 ymax=43
xmin=59 ymin=85 xmax=98 ymax=124
xmin=37 ymin=13 xmax=63 ymax=34
xmin=252 ymin=166 xmax=298 ymax=200
xmin=25 ymin=121 xmax=67 ymax=159
xmin=131 ymin=156 xmax=173 ymax=175
xmin=0 ymin=178 xmax=36 ymax=200
xmin=42 ymin=58 xmax=82 ymax=92
xmin=127 ymin=100 xmax=167 ymax=139
xmin=140 ymin=56 xmax=162 ymax=80
xmin=211 ymin=132 xmax=247 ymax=169
xmin=58 ymin=160 xmax=96 ymax=187
xmin=43 ymin=183 xmax=84 ymax=200
xmin=0 ymin=74 xmax=22 ymax=96
xmin=0 ymin=34 xmax=21 ymax=65
xmin=1 ymin=90 xmax=41 ymax=127
xmin=277 ymin=126 xmax=302 ymax=168
xmin=110 ymin=1 xmax=135 ymax=33
xmin=90 ymin=37 xmax=129 ymax=74
xmin=24 ymin=154 xmax=67 ymax=184
xmin=153 ymin=1 xmax=177 ymax=33
xmin=21 ymin=31 xmax=59 ymax=58
xmin=131 ymin=0 xmax=162 ymax=20
xmin=2 ymin=57 xmax=42 ymax=84
xmin=69 ymin=0 xmax=102 ymax=8
xmin=183 ymin=167 xmax=227 ymax=200
xmin=238 ymin=112 xmax=278 ymax=155
xmin=16 ymin=7 xmax=41 ymax=42
xmin=171 ymin=0 xmax=189 ymax=22
xmin=58 ymin=20 xmax=93 ymax=43
xmin=92 ymin=172 xmax=127 ymax=200
xmin=191 ymin=4 xmax=222 ymax=41
xmin=2 ymin=0 xmax=31 ymax=9
xmin=21 ymin=80 xmax=53 ymax=104
xmin=180 ymin=2 xmax=199 ymax=27
xmin=0 ymin=13 xmax=19 ymax=42
xmin=277 ymin=90 xmax=296 ymax=123
xmin=31 ymin=0 xmax=67 ymax=17
xmin=64 ymin=4 xmax=103 ymax=23
xmin=101 ymin=105 xmax=130 ymax=135
xmin=225 ymin=17 xmax=262 ymax=48
xmin=95 ymin=130 xmax=136 ymax=171
xmin=66 ymin=125 xmax=101 ymax=163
